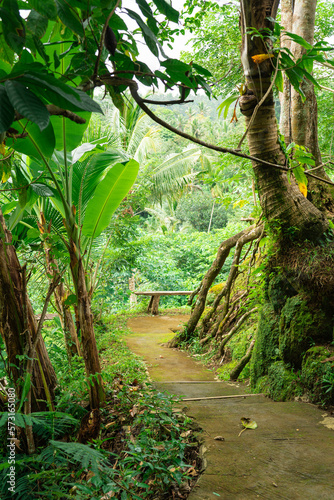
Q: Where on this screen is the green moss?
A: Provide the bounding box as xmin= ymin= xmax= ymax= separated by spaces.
xmin=267 ymin=361 xmax=303 ymax=401
xmin=250 ymin=304 xmax=280 ymax=385
xmin=300 ymin=346 xmax=332 ymax=404
xmin=267 ymin=274 xmax=297 ymax=313
xmin=279 ymin=296 xmax=331 ymax=368
xmin=217 ymin=360 xmax=239 ymax=381
xmin=253 ymin=375 xmax=270 ymax=395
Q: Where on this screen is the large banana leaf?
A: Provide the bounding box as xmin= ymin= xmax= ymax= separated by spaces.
xmin=82 ymin=159 xmax=139 ymax=239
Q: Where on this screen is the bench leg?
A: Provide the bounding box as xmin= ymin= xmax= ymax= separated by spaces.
xmin=147 ymin=296 xmax=154 ymax=313
xmin=151 ymin=295 xmax=160 ymax=315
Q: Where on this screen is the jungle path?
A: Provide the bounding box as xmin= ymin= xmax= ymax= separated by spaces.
xmin=126 ymin=315 xmax=334 ymax=500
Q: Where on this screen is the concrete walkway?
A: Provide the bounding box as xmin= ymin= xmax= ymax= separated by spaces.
xmin=127 ymin=315 xmax=334 ymax=500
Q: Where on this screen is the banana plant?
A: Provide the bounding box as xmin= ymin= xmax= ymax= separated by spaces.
xmin=6 ymin=119 xmax=139 ymax=409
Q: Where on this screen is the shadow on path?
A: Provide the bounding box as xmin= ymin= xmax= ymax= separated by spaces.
xmin=127 ymin=314 xmax=334 ymax=500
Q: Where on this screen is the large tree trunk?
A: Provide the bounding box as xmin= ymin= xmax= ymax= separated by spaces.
xmin=289 ymin=0 xmax=334 ymax=214
xmin=239 ymin=0 xmax=328 ymax=240
xmin=240 ymin=0 xmax=334 ymax=403
xmin=0 ymin=210 xmax=57 ymax=411
xmin=69 ymin=239 xmax=105 ymax=409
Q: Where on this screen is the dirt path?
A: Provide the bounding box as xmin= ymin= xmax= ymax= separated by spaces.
xmin=126 ymin=315 xmax=334 ymax=500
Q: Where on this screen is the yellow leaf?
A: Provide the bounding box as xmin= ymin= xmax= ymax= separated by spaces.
xmin=251 ymin=53 xmax=274 ymax=64
xmin=298 ymin=182 xmax=307 ymax=197
xmin=0 ymin=142 xmax=6 ymax=156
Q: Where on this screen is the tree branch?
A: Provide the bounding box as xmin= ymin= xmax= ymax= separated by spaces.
xmin=14 ymin=105 xmax=86 ymax=124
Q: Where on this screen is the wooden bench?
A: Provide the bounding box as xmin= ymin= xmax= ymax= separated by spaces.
xmin=36 ymin=313 xmax=58 ymax=321
xmin=134 ymin=291 xmax=193 ymax=315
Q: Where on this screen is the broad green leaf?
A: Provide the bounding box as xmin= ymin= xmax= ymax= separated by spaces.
xmin=109 ymin=13 xmax=128 ymax=31
xmin=7 ymin=120 xmax=55 ymax=159
xmin=152 ymin=0 xmax=179 ymax=23
xmin=0 ymin=23 xmax=15 ymax=64
xmin=0 ymin=85 xmax=15 ymax=132
xmin=297 ymin=67 xmax=321 ymax=89
xmin=0 ymin=0 xmax=25 ymax=54
xmin=195 ymin=75 xmax=212 ymax=96
xmin=20 ymin=72 xmax=102 ymax=113
xmin=26 ymin=9 xmax=48 ymax=39
xmin=63 ymin=294 xmax=77 ymax=306
xmin=161 ymin=58 xmax=193 ymax=86
xmin=51 ymin=111 xmax=91 ymax=151
xmin=30 ymin=183 xmax=54 ymax=197
xmin=192 ymin=63 xmax=212 ymax=77
xmin=82 ymin=159 xmax=139 ymax=238
xmin=29 ymin=0 xmax=58 ymax=21
xmin=292 ymin=163 xmax=308 ymax=187
xmin=1 ymin=200 xmax=17 ymax=214
xmin=55 ymin=0 xmax=84 ymax=36
xmin=126 ymin=9 xmax=159 ymax=57
xmin=285 ymin=31 xmax=313 ymax=50
xmin=136 ymin=0 xmax=154 ymax=19
xmin=5 ymin=80 xmax=50 ymax=131
xmin=285 ymin=68 xmax=305 ymax=102
xmin=274 ymin=70 xmax=284 ymax=93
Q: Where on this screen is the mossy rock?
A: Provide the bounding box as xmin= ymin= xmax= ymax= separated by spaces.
xmin=267 ymin=274 xmax=297 ymax=313
xmin=250 ymin=304 xmax=280 ymax=385
xmin=300 ymin=346 xmax=333 ymax=404
xmin=279 ymin=296 xmax=332 ymax=368
xmin=267 ymin=361 xmax=303 ymax=401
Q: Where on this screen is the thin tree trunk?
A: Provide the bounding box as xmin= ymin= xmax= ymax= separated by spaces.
xmin=38 ymin=212 xmax=81 ymax=358
xmin=169 ymin=226 xmax=258 ymax=346
xmin=279 ymin=0 xmax=293 ymax=143
xmin=219 ymin=307 xmax=258 ymax=357
xmin=69 ymin=239 xmax=105 ymax=409
xmin=230 ymin=339 xmax=255 ymax=380
xmin=0 ymin=210 xmax=57 ymax=411
xmin=289 ymin=0 xmax=334 ymax=213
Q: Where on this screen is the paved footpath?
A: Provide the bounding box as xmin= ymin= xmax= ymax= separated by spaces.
xmin=127 ymin=315 xmax=334 ymax=500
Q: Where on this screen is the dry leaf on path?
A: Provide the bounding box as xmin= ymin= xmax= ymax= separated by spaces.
xmin=238 ymin=417 xmax=258 ymax=437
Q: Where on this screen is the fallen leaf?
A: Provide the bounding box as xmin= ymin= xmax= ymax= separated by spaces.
xmin=238 ymin=417 xmax=258 ymax=437
xmin=214 ymin=436 xmax=225 ymax=441
xmin=241 ymin=417 xmax=258 ymax=430
xmin=105 ymin=422 xmax=116 ymax=429
xmin=181 ymin=430 xmax=192 ymax=438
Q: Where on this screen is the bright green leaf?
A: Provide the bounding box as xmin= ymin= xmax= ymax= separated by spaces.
xmin=82 ymin=159 xmax=139 ymax=238
xmin=7 ymin=119 xmax=55 ymax=159
xmin=152 ymin=0 xmax=179 ymax=23
xmin=274 ymin=70 xmax=284 ymax=93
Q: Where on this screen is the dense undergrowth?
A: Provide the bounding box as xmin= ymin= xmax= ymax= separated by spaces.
xmin=0 ymin=312 xmax=202 ymax=499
